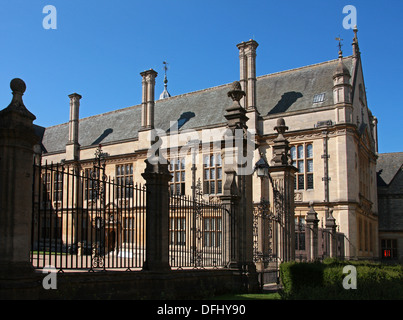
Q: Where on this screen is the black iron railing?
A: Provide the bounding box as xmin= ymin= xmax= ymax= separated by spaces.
xmin=31 ymin=162 xmax=232 ymax=272
xmin=31 ymin=162 xmax=147 ymax=271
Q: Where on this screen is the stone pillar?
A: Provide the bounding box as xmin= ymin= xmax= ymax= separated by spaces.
xmin=326 ymin=209 xmax=338 ymax=258
xmin=305 ymin=202 xmax=319 ymax=261
xmin=141 ymin=155 xmax=172 ymax=272
xmin=223 ymin=81 xmax=258 ymax=292
xmin=0 ymin=78 xmax=38 ymax=275
xmin=268 ymin=118 xmax=297 ymax=262
xmin=223 ymin=81 xmax=252 ymax=270
xmin=220 ymin=170 xmax=240 ymax=268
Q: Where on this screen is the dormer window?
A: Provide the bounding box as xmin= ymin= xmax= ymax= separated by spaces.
xmin=313 ymin=93 xmax=325 ymax=103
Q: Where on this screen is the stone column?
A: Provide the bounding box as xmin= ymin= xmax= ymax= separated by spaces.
xmin=305 ymin=202 xmax=319 ymax=261
xmin=268 ymin=118 xmax=297 ymax=262
xmin=141 ymin=155 xmax=172 ymax=272
xmin=0 ymin=78 xmax=38 ymax=275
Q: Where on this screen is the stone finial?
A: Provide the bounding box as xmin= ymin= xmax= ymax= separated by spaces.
xmin=306 ymin=201 xmax=319 ymax=223
xmin=227 ymin=81 xmax=246 ymax=102
xmin=271 ymin=118 xmax=292 ymax=166
xmin=326 ymin=209 xmax=336 ymax=228
xmin=10 ymin=78 xmax=26 ymax=94
xmin=1 ymin=78 xmax=35 ymax=120
xmin=225 ymin=81 xmax=248 ymax=134
xmin=274 ymin=118 xmax=288 ymax=139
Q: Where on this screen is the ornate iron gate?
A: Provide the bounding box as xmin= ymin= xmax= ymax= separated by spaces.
xmin=169 ymin=179 xmax=231 ymax=269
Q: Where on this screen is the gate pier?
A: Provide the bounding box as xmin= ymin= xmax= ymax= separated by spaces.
xmin=0 ymin=78 xmax=38 ymax=276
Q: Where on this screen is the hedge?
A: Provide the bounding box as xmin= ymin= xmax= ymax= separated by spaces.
xmin=279 ymin=259 xmax=403 ymax=300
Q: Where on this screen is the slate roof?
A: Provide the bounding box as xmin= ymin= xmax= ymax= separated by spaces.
xmin=38 ymin=56 xmax=353 ymax=154
xmin=377 ymin=152 xmax=403 ymax=187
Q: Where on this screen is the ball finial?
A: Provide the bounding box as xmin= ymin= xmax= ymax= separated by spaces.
xmin=10 ymin=78 xmax=26 ymax=94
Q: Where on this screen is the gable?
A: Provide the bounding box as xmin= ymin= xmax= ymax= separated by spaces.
xmin=377 ymin=152 xmax=403 ymax=187
xmin=351 ymin=57 xmax=375 ymax=151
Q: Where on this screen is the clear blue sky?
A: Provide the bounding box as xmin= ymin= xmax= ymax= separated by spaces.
xmin=1 ymin=0 xmax=402 ymax=154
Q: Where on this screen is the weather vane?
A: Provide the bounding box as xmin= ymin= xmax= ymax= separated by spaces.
xmin=163 ymin=61 xmax=168 ymax=76
xmin=335 ymin=36 xmax=343 ymax=53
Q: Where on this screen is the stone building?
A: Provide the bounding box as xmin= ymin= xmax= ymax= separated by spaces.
xmin=34 ymin=28 xmax=379 ymax=263
xmin=377 ymin=152 xmax=403 ymax=261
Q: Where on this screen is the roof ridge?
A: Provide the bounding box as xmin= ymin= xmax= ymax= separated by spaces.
xmin=42 ymin=104 xmax=142 ymax=130
xmin=379 ymin=151 xmax=403 ymax=155
xmin=257 ymin=55 xmax=353 ymax=80
xmin=155 ymin=82 xmax=231 ymax=104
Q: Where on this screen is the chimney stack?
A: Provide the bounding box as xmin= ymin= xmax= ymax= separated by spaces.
xmin=237 ymin=40 xmax=259 ymax=110
xmin=67 ymin=93 xmax=82 ymax=161
xmin=140 ymin=69 xmax=158 ymax=129
xmin=68 ymin=93 xmax=82 ymax=144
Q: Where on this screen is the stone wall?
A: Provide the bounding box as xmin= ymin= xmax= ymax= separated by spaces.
xmin=0 ymin=269 xmax=247 ymax=300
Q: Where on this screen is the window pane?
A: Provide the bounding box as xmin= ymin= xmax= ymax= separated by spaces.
xmin=307 ymin=159 xmax=313 ymax=172
xmin=306 ymin=144 xmax=313 ymax=158
xmin=216 ymin=154 xmax=222 ymax=166
xmin=210 ymin=155 xmax=215 ymax=167
xmin=204 ymin=218 xmax=210 ymax=230
xmin=298 ymin=160 xmax=304 ymax=173
xmin=217 ymin=180 xmax=222 ymax=194
xmin=290 ymin=146 xmax=296 ymax=160
xmin=210 ymin=181 xmax=215 ymax=194
xmin=204 ymin=169 xmax=209 ymax=180
xmin=307 ymin=174 xmax=314 ymax=189
xmin=210 ymin=168 xmax=215 ymax=179
xmin=181 ymin=158 xmax=186 ymax=170
xmin=298 ymin=175 xmax=304 ymax=190
xmin=181 ymin=171 xmax=185 ymax=181
xmin=217 ymin=218 xmax=222 ymax=231
xmin=297 ymin=145 xmax=304 ymax=158
xmin=217 ymin=167 xmax=222 ymax=179
xmin=204 ymin=233 xmax=210 ymax=247
xmin=204 ymin=155 xmax=209 ymax=167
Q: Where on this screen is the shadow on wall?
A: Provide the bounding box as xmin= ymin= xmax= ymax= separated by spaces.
xmin=267 ymin=91 xmax=303 ymax=115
